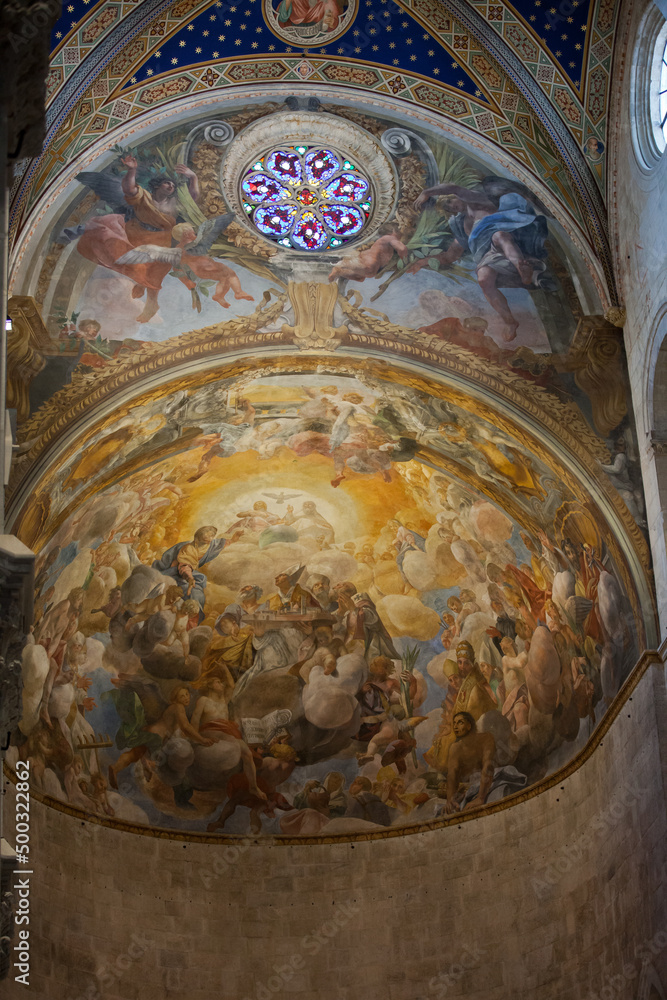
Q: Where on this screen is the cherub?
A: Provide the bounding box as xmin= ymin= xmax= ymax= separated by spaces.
xmin=328 ymin=233 xmax=408 ymax=282
xmin=117 ymin=220 xmax=254 ymax=310
xmin=162 ymin=598 xmax=200 ymax=655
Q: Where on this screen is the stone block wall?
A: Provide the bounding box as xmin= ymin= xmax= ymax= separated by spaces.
xmin=3 ymin=657 xmax=667 ymax=1000
xmin=609 ymin=0 xmax=667 ymax=636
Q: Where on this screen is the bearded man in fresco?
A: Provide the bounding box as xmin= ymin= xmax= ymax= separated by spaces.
xmin=408 ymin=180 xmax=553 ymax=341
xmin=425 ymin=640 xmax=497 ymax=773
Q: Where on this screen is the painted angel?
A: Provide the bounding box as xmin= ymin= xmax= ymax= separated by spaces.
xmin=328 ymin=233 xmax=408 ymax=282
xmin=116 ymin=218 xmax=254 ymax=311
xmin=67 ymin=155 xmax=202 ymax=322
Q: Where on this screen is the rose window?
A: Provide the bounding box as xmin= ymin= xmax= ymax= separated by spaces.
xmin=240 ymin=144 xmax=372 ymax=251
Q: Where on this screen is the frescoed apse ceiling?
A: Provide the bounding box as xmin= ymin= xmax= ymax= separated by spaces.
xmin=14 ymin=0 xmax=620 ymax=291
xmin=4 ymin=1 xmax=656 ymax=841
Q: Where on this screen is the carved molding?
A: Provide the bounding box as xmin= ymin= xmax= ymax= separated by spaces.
xmin=604 ymin=306 xmax=626 ymax=328
xmin=2 ymin=293 xmax=652 ymax=645
xmin=13 ymin=293 xmax=612 ymax=462
xmin=650 ymin=434 xmax=667 ymax=457
xmin=6 ymin=296 xmax=52 ymax=423
xmin=557 ymin=315 xmax=628 ymax=439
xmin=281 ymin=281 xmax=347 ymax=349
xmin=5 ymin=298 xmax=651 ymax=582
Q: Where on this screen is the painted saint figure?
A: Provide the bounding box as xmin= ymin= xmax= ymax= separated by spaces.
xmin=410 ymin=180 xmax=553 ymax=340
xmin=152 ymin=525 xmax=227 ymax=613
xmin=75 ymin=155 xmax=201 ymax=322
xmin=444 ymin=711 xmax=496 ymax=813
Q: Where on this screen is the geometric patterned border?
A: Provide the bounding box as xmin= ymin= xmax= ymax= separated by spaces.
xmin=4 ymin=0 xmax=624 ymax=319
xmin=437 ymin=0 xmax=616 ymax=302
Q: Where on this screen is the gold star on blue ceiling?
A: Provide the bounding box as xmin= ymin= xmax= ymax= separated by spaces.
xmin=508 ymin=0 xmax=593 ymax=85
xmin=51 ymin=0 xmax=96 ymax=47
xmin=120 ymin=0 xmax=484 ymax=97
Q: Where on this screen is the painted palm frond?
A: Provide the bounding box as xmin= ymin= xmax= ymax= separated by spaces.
xmin=430 ymin=142 xmax=482 ymax=191
xmin=154 ymin=143 xmax=283 ymax=284
xmin=207 ymin=239 xmax=286 ymax=286
xmin=370 ymin=143 xmax=482 ymax=301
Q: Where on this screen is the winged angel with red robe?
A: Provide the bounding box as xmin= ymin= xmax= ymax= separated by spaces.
xmin=66 ymin=153 xmax=245 ymax=321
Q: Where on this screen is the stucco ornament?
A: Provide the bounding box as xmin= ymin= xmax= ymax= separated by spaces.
xmin=222 ymin=112 xmax=398 ymax=257
xmin=604 ymin=306 xmax=627 ymax=328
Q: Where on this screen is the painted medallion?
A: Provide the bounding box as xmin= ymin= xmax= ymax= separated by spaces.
xmin=263 ymin=0 xmax=356 ymax=47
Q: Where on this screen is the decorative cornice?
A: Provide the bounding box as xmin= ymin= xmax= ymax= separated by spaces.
xmin=604 ymin=305 xmax=626 ymax=327
xmin=6 ymin=296 xmax=52 ymax=423
xmin=4 ymin=301 xmax=653 ymax=639
xmin=650 ymin=435 xmax=667 ymax=457
xmin=9 ymin=294 xmax=610 ymax=484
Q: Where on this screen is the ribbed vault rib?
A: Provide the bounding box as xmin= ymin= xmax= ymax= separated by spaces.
xmin=10 ymin=0 xmax=176 ymax=234
xmin=436 ymin=0 xmax=616 ymax=304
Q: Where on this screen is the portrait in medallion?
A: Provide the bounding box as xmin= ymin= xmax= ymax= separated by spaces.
xmin=263 ymin=0 xmax=357 ymax=47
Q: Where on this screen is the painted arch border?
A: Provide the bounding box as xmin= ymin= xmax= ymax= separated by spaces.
xmin=9 ymin=84 xmax=607 ymax=312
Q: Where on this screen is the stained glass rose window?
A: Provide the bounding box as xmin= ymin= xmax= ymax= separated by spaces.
xmin=240 ymin=144 xmax=372 ymax=251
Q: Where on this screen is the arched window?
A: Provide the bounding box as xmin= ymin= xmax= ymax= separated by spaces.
xmin=632 ymin=9 xmax=667 ymax=168
xmin=652 ymin=29 xmax=667 ymax=152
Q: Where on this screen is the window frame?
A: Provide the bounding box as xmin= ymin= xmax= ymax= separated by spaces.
xmin=631 ymin=7 xmax=667 ymax=171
